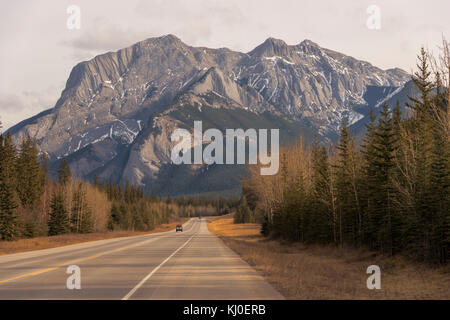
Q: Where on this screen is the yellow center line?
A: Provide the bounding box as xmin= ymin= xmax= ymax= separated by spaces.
xmin=0 ymin=235 xmax=162 ymax=285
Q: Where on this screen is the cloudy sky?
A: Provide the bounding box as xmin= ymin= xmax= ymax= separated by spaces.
xmin=0 ymin=0 xmax=449 ymax=130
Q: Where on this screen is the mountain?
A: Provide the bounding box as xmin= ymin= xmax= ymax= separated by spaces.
xmin=7 ymin=35 xmax=412 ymax=196
xmin=349 ymin=80 xmax=418 ymax=139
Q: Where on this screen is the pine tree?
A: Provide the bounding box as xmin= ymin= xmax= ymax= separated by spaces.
xmin=360 ymin=109 xmax=378 ymax=247
xmin=0 ymin=134 xmax=17 ymax=183
xmin=428 ymin=72 xmax=450 ymax=263
xmin=392 ymin=101 xmax=402 ymax=138
xmin=335 ymin=121 xmax=361 ymax=246
xmin=312 ymin=137 xmax=335 ymax=243
xmin=16 ymin=136 xmax=42 ymax=207
xmin=372 ymin=103 xmax=400 ymax=254
xmin=406 ymin=49 xmax=438 ymax=261
xmin=108 ymin=203 xmax=121 ymax=230
xmin=0 ymin=134 xmax=18 ymax=240
xmin=48 ymin=191 xmax=69 ymax=236
xmin=40 ymin=152 xmax=50 ymax=188
xmin=407 ymin=47 xmax=434 ymax=118
xmin=58 ymin=160 xmax=72 ymax=186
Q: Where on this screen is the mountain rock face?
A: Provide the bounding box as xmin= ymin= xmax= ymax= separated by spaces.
xmin=8 ymin=35 xmax=411 ymax=196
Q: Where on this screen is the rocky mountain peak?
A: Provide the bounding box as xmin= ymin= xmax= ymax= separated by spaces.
xmin=249 ymin=37 xmax=290 ymax=57
xmin=137 ymin=34 xmax=186 ymax=50
xmin=295 ymin=39 xmax=322 ymax=55
xmin=8 ymin=35 xmax=413 ymax=196
xmin=299 ymin=39 xmax=319 ymax=47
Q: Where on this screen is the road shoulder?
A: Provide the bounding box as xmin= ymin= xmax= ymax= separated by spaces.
xmin=207 ymin=214 xmax=450 ymax=300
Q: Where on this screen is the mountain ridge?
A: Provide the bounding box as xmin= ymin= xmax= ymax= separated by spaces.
xmin=7 ymin=34 xmax=413 ymax=196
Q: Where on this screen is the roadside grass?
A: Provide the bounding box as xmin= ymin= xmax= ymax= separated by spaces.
xmin=0 ymin=218 xmax=189 ymax=256
xmin=207 ymin=215 xmax=450 ymax=300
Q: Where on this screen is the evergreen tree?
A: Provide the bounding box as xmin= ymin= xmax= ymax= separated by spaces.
xmin=312 ymin=137 xmax=335 ymax=243
xmin=108 ymin=203 xmax=121 ymax=230
xmin=335 ymin=121 xmax=361 ymax=246
xmin=241 ymin=46 xmax=449 ymax=265
xmin=40 ymin=152 xmax=50 ymax=188
xmin=392 ymin=101 xmax=403 ymax=142
xmin=0 ymin=134 xmax=18 ymax=240
xmin=48 ymin=191 xmax=69 ymax=236
xmin=58 ymin=160 xmax=72 ymax=186
xmin=406 ymin=48 xmax=438 ymax=261
xmin=0 ymin=134 xmax=17 ymax=184
xmin=372 ymin=103 xmax=400 ymax=254
xmin=16 ymin=136 xmax=42 ymax=207
xmin=360 ymin=109 xmax=378 ymax=246
xmin=428 ymin=72 xmax=450 ymax=263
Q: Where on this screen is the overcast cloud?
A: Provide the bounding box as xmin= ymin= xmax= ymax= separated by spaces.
xmin=0 ymin=0 xmax=449 ymax=130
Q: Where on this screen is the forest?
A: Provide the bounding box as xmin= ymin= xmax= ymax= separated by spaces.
xmin=237 ymin=46 xmax=449 ymax=265
xmin=1 ymin=44 xmax=448 ymax=266
xmin=0 ymin=133 xmax=234 ymax=240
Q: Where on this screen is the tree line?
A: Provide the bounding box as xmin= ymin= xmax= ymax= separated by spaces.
xmin=0 ymin=132 xmax=234 ymax=241
xmin=239 ymin=46 xmax=449 ymax=264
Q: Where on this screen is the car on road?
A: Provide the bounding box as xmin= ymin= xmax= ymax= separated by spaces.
xmin=176 ymin=224 xmax=183 ymax=232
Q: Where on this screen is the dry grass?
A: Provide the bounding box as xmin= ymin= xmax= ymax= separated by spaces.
xmin=208 ymin=215 xmax=450 ymax=300
xmin=0 ymin=218 xmax=189 ymax=256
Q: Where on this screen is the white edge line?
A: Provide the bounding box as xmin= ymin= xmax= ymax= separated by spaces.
xmin=122 ymin=233 xmax=196 ymax=300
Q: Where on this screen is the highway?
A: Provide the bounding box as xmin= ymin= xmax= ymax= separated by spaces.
xmin=0 ymin=218 xmax=283 ymax=300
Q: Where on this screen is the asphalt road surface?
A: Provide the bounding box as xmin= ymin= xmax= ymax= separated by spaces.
xmin=0 ymin=218 xmax=283 ymax=300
